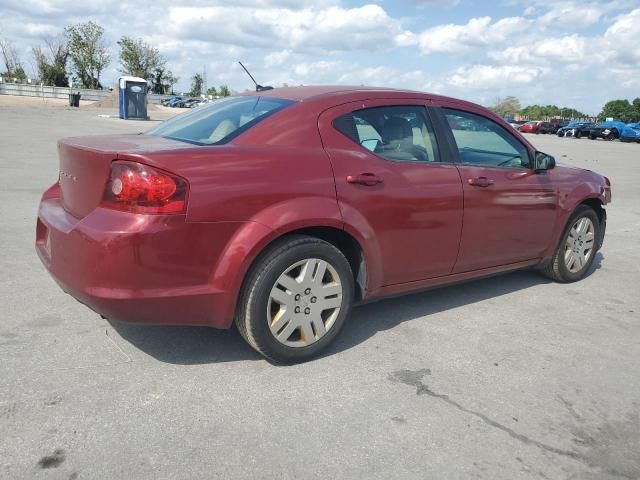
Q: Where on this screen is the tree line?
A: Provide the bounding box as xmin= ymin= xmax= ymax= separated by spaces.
xmin=0 ymin=21 xmax=230 ymax=97
xmin=490 ymin=96 xmax=640 ymax=123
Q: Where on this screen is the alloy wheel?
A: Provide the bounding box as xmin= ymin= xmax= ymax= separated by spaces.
xmin=564 ymin=217 xmax=595 ymax=273
xmin=267 ymin=258 xmax=343 ymax=347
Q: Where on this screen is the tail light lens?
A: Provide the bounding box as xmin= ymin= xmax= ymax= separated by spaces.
xmin=102 ymin=161 xmax=188 ymax=214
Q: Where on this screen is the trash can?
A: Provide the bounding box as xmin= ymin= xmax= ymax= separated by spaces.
xmin=68 ymin=92 xmax=81 ymax=107
xmin=118 ymin=76 xmax=148 ymax=120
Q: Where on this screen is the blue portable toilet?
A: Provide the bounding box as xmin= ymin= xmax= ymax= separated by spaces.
xmin=118 ymin=76 xmax=149 ymax=120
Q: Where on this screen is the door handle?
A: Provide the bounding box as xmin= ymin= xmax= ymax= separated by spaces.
xmin=467 ymin=177 xmax=494 ymax=187
xmin=346 ymin=173 xmax=384 ymax=186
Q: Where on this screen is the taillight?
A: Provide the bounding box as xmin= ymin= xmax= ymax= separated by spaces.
xmin=101 ymin=161 xmax=188 ymax=214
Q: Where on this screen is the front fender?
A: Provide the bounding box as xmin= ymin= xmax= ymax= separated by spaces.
xmin=541 ymin=181 xmax=606 ymax=258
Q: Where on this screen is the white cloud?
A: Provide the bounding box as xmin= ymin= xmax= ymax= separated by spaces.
xmin=537 ymin=2 xmax=604 ymax=28
xmin=449 ymin=65 xmax=547 ymax=89
xmin=410 ymin=16 xmax=531 ymax=55
xmin=166 ymin=4 xmax=406 ymax=52
xmin=603 ymin=8 xmax=640 ymax=65
xmin=264 ymin=50 xmax=292 ymax=68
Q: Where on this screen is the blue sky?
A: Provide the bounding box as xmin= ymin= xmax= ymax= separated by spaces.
xmin=1 ymin=0 xmax=639 ymax=114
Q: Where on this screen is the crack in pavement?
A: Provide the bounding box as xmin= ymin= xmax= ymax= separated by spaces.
xmin=388 ymin=370 xmax=639 ymax=480
xmin=388 ymin=369 xmax=585 ymax=461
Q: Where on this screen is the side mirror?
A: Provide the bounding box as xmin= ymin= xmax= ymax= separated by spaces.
xmin=535 ymin=151 xmax=556 ymax=171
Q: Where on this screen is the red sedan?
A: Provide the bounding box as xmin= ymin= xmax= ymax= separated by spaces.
xmin=518 ymin=121 xmax=542 ymax=133
xmin=36 ymin=86 xmax=611 ymax=363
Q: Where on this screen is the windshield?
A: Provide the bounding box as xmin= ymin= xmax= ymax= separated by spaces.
xmin=147 ymin=96 xmax=295 ymax=145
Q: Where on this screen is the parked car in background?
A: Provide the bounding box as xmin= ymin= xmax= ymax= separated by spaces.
xmin=518 ymin=121 xmax=542 ymax=133
xmin=536 ymin=122 xmax=552 ymax=134
xmin=557 ymin=121 xmax=596 ymax=138
xmin=620 ymin=123 xmax=640 ymax=143
xmin=35 ymin=86 xmax=611 ymax=363
xmin=538 ymin=119 xmax=569 ymax=134
xmin=160 ymin=95 xmax=176 ymax=106
xmin=163 ymin=96 xmax=184 ymax=107
xmin=589 ymin=121 xmax=627 ymax=141
xmin=183 ymin=99 xmax=201 ymax=108
xmin=171 ymin=98 xmax=198 ymax=108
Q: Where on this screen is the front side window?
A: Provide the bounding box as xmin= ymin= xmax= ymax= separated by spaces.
xmin=444 ymin=109 xmax=530 ymax=169
xmin=147 ymin=96 xmax=295 ymax=145
xmin=334 ymin=106 xmax=440 ymax=163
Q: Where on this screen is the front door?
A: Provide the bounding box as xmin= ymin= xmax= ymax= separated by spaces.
xmin=318 ymin=100 xmax=463 ymax=287
xmin=434 ymin=105 xmax=558 ymax=273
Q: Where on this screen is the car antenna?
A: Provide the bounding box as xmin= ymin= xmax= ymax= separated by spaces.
xmin=238 ymin=61 xmax=273 ymax=92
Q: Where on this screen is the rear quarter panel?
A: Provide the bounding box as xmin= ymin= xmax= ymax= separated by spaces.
xmin=116 ymin=103 xmax=343 ymax=325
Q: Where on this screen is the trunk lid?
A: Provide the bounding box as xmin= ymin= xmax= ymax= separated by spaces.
xmin=58 ymin=134 xmax=188 ymax=218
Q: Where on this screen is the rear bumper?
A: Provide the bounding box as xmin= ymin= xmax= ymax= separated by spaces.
xmin=36 ymin=196 xmax=241 ymax=328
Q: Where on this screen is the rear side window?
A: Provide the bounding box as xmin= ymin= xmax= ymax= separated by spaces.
xmin=147 ymin=96 xmax=295 ymax=145
xmin=444 ymin=109 xmax=530 ymax=169
xmin=334 ymin=106 xmax=440 ymax=163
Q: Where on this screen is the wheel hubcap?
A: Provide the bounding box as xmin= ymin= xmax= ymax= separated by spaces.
xmin=267 ymin=258 xmax=343 ymax=347
xmin=564 ymin=217 xmax=595 ymax=273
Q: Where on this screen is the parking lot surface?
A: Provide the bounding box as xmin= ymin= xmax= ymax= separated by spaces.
xmin=1 ymin=102 xmax=639 ymax=480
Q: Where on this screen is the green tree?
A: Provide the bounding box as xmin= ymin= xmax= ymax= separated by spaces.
xmin=206 ymin=85 xmax=217 ymax=97
xmin=189 ymin=73 xmax=203 ymax=97
xmin=150 ymin=67 xmax=177 ymax=94
xmin=0 ymin=38 xmax=27 ymax=82
xmin=33 ymin=37 xmax=69 ymax=87
xmin=520 ymin=104 xmax=587 ymax=120
xmin=490 ymin=96 xmax=521 ymax=117
xmin=598 ymin=99 xmax=636 ymax=122
xmin=630 ymin=98 xmax=640 ymax=122
xmin=218 ymin=84 xmax=231 ymax=97
xmin=65 ymin=21 xmax=110 ymax=89
xmin=117 ymin=36 xmax=164 ymax=82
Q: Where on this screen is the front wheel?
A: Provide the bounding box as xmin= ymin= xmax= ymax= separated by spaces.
xmin=540 ymin=206 xmax=600 ymax=282
xmin=236 ymin=235 xmax=354 ymax=363
xmin=575 ymin=131 xmax=582 ymax=139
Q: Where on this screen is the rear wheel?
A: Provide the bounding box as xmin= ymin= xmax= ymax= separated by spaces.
xmin=541 ymin=206 xmax=600 ymax=282
xmin=236 ymin=235 xmax=354 ymax=363
xmin=605 ymin=132 xmax=616 ymax=141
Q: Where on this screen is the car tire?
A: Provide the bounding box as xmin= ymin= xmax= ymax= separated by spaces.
xmin=540 ymin=205 xmax=600 ymax=283
xmin=575 ymin=131 xmax=582 ymax=139
xmin=557 ymin=131 xmax=563 ymax=137
xmin=605 ymin=133 xmax=616 ymax=141
xmin=235 ymin=235 xmax=354 ymax=364
xmin=589 ymin=135 xmax=596 ymax=140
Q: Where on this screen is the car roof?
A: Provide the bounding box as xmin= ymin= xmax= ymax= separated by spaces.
xmin=241 ymin=85 xmax=474 ymax=106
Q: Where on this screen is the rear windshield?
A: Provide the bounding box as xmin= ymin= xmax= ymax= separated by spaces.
xmin=147 ymin=96 xmax=295 ymax=145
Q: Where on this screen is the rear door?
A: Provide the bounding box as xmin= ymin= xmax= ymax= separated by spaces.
xmin=318 ymin=99 xmax=463 ymax=287
xmin=432 ymin=104 xmax=558 ymax=273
